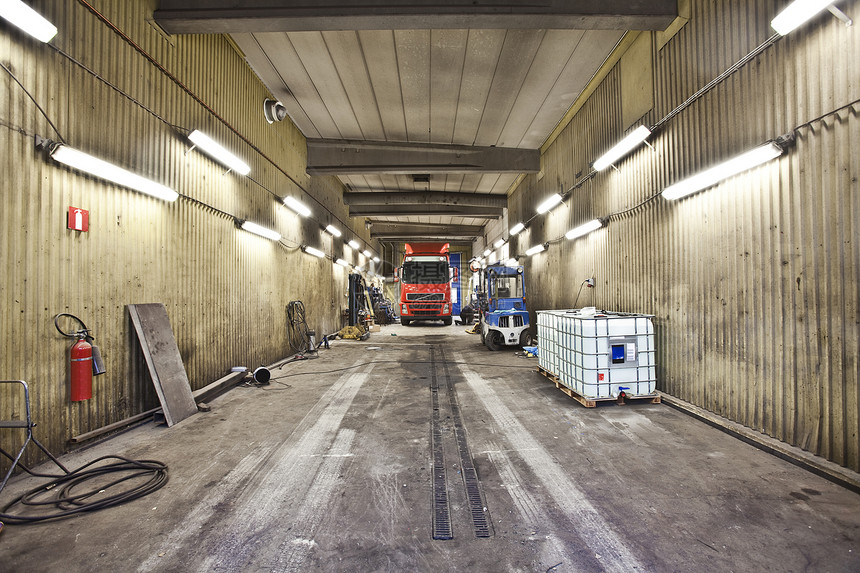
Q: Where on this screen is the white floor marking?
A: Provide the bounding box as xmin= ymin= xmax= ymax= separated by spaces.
xmin=454 ymin=356 xmax=643 ymax=573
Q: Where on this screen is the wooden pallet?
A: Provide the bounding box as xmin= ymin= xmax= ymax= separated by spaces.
xmin=536 ymin=366 xmax=661 ymax=408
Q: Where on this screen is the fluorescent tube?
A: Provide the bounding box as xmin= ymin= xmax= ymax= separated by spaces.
xmin=565 ymin=219 xmax=603 ymax=241
xmin=483 ymin=248 xmax=492 ymax=257
xmin=593 ymin=125 xmax=651 ymax=171
xmin=348 ymin=240 xmax=360 ymax=250
xmin=0 ymin=0 xmax=57 ymax=43
xmin=372 ymin=256 xmax=380 ymax=263
xmin=505 ymin=258 xmax=518 ymax=267
xmin=241 ymin=221 xmax=281 ymax=241
xmin=494 ymin=238 xmax=505 ymax=248
xmin=284 ymin=196 xmax=311 ymax=217
xmin=525 ymin=244 xmax=546 ymax=256
xmin=362 ymin=249 xmax=372 ymax=258
xmin=304 ymin=246 xmax=325 ymax=258
xmin=536 ymin=193 xmax=563 ymax=214
xmin=509 ymin=222 xmax=525 ymax=236
xmin=188 ymin=130 xmax=250 ymax=175
xmin=662 ymin=142 xmax=783 ymax=200
xmin=325 ymin=224 xmax=342 ymax=237
xmin=50 ymin=145 xmax=178 ymax=202
xmin=771 ymin=0 xmax=836 ymax=35
xmin=335 ymin=258 xmax=350 ymax=267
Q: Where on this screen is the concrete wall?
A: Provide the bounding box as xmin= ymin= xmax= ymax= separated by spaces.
xmin=484 ymin=0 xmax=859 ymax=471
xmin=0 ymin=0 xmax=377 ymax=466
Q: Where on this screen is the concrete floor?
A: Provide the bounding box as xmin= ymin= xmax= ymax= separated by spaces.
xmin=2 ymin=323 xmax=859 ymax=572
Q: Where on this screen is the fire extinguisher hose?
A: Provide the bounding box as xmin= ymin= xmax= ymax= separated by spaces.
xmin=0 ymin=455 xmax=168 ymax=524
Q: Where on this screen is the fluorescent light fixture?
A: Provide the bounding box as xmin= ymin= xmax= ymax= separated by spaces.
xmin=565 ymin=219 xmax=603 ymax=241
xmin=335 ymin=258 xmax=350 ymax=267
xmin=525 ymin=244 xmax=546 ymax=257
xmin=494 ymin=238 xmax=505 ymax=248
xmin=509 ymin=222 xmax=525 ymax=236
xmin=593 ymin=125 xmax=652 ymax=171
xmin=50 ymin=144 xmax=178 ymax=202
xmin=362 ymin=249 xmax=372 ymax=258
xmin=0 ymin=0 xmax=57 ymax=43
xmin=372 ymin=256 xmax=380 ymax=263
xmin=483 ymin=248 xmax=492 ymax=257
xmin=771 ymin=0 xmax=835 ymax=35
xmin=187 ymin=130 xmax=250 ymax=175
xmin=324 ymin=224 xmax=342 ymax=237
xmin=536 ymin=193 xmax=563 ymax=214
xmin=304 ymin=246 xmax=325 ymax=258
xmin=348 ymin=239 xmax=360 ymax=250
xmin=284 ymin=196 xmax=311 ymax=217
xmin=505 ymin=258 xmax=518 ymax=267
xmin=662 ymin=142 xmax=784 ymax=201
xmin=241 ymin=221 xmax=281 ymax=241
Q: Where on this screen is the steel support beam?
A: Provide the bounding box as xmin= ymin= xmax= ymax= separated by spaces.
xmin=343 ymin=191 xmax=507 ymax=209
xmin=370 ymin=223 xmax=483 ymax=240
xmin=306 ymin=140 xmax=539 ymax=175
xmin=350 ymin=205 xmax=503 ymax=218
xmin=155 ymin=1 xmax=678 ymax=34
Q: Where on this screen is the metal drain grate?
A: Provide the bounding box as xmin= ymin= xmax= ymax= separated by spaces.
xmin=440 ymin=347 xmax=492 ymax=538
xmin=430 ymin=348 xmax=453 ymax=540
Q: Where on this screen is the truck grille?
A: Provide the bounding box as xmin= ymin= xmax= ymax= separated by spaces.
xmin=407 ymin=293 xmax=444 ymax=301
xmin=499 ymin=315 xmax=524 ymax=329
xmin=411 ymin=303 xmax=442 ymax=311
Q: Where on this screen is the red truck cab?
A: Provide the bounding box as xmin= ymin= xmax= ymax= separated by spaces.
xmin=398 ymin=243 xmax=455 ymax=326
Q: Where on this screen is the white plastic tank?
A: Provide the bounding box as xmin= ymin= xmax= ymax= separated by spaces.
xmin=537 ymin=309 xmax=656 ymax=399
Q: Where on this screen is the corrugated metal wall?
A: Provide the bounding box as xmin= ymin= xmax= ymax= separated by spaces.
xmin=1 ymin=0 xmax=377 ymax=468
xmin=493 ymin=0 xmax=859 ymax=471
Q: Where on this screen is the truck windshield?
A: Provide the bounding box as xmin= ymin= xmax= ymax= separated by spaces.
xmin=402 ymin=261 xmax=449 ymax=284
xmin=491 ymin=275 xmax=523 ymax=298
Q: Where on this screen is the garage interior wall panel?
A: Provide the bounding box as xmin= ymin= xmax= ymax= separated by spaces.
xmin=1 ymin=0 xmax=364 ymax=466
xmin=503 ymin=0 xmax=859 ymax=471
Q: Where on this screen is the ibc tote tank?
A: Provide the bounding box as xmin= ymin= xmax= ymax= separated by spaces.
xmin=537 ymin=309 xmax=656 ymax=399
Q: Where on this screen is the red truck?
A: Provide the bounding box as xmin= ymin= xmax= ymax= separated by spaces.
xmin=398 ymin=242 xmax=456 ymax=326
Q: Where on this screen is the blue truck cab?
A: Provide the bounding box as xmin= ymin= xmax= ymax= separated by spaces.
xmin=479 ymin=263 xmax=533 ymax=350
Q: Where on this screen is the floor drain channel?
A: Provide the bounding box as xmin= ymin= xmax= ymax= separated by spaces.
xmin=440 ymin=347 xmax=493 ymax=538
xmin=430 ymin=347 xmax=453 ymax=540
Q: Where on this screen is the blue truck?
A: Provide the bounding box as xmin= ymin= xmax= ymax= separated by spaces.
xmin=479 ymin=263 xmax=533 ymax=351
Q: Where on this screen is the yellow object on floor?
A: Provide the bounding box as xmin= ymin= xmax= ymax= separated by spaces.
xmin=338 ymin=325 xmax=367 ymax=340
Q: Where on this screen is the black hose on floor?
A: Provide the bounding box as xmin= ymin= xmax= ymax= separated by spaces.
xmin=0 ymin=455 xmax=168 ymax=525
xmin=286 ymin=301 xmax=312 ymax=355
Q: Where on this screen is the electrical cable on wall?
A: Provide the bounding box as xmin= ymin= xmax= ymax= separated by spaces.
xmin=72 ymin=0 xmax=359 ymax=241
xmin=4 ymin=0 xmax=368 ymax=256
xmin=286 ymin=301 xmax=313 ymax=355
xmin=502 ymin=29 xmax=859 ymax=260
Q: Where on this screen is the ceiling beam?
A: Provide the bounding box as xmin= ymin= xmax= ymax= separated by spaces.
xmin=155 ymin=1 xmax=678 ymax=34
xmin=343 ymin=191 xmax=507 ymax=208
xmin=370 ymin=223 xmax=484 ymax=240
xmin=306 ymin=140 xmax=539 ymax=175
xmin=350 ymin=205 xmax=503 ymax=218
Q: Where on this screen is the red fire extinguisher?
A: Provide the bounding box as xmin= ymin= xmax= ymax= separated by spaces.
xmin=55 ymin=313 xmax=105 ymax=402
xmin=70 ymin=334 xmax=93 ymax=401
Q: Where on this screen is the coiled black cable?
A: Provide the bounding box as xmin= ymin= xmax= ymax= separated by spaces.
xmin=0 ymin=455 xmax=168 ymax=524
xmin=286 ymin=301 xmax=311 ymax=354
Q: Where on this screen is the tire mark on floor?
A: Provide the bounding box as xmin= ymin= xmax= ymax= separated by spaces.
xmin=454 ymin=357 xmax=644 ymax=573
xmin=272 ymin=428 xmax=356 ymax=573
xmin=188 ymin=363 xmax=372 ymax=572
